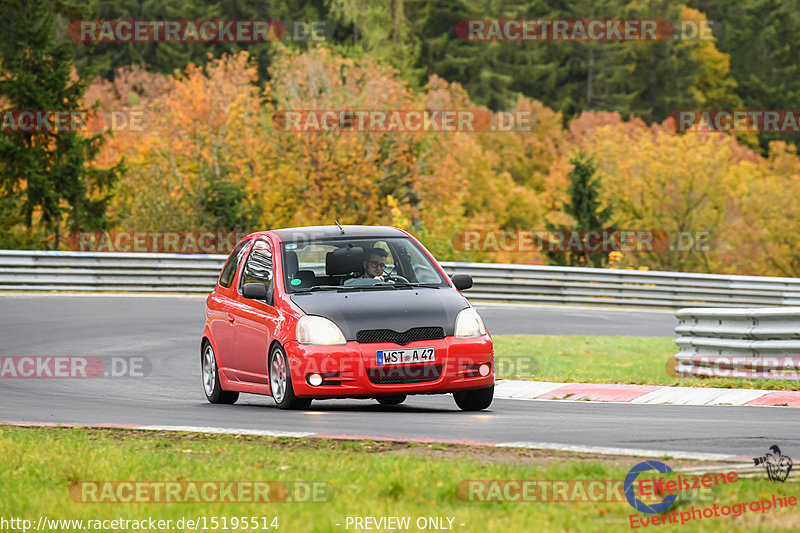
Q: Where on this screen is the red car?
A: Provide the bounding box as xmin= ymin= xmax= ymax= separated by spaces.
xmin=201 ymin=225 xmax=494 ymax=410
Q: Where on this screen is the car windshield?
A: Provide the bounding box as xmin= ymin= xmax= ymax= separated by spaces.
xmin=281 ymin=236 xmax=447 ymax=292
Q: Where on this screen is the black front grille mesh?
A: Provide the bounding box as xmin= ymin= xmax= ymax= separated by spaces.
xmin=357 ymin=327 xmax=445 ymax=345
xmin=367 ymin=365 xmax=442 ymax=385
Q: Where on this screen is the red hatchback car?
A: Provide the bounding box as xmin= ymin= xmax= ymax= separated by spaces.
xmin=201 ymin=225 xmax=494 ymax=410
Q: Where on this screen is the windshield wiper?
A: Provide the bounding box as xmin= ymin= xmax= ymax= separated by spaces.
xmin=358 ymin=282 xmax=442 ymax=289
xmin=292 ymin=285 xmax=357 ymax=293
xmin=385 ymin=282 xmax=442 ymax=288
xmin=294 ymin=282 xmax=442 ymax=293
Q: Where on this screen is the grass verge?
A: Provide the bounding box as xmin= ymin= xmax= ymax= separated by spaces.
xmin=493 ymin=335 xmax=800 ymax=390
xmin=1 ymin=427 xmax=797 ymax=532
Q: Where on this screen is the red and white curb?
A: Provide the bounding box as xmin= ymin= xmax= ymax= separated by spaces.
xmin=0 ymin=421 xmax=745 ymax=461
xmin=495 ymin=379 xmax=800 ymax=407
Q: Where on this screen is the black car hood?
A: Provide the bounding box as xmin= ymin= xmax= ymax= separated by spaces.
xmin=290 ymin=287 xmax=469 ymax=339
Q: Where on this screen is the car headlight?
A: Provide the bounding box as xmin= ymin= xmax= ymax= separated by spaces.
xmin=296 ymin=316 xmax=347 ymax=345
xmin=454 ymin=308 xmax=487 ymax=338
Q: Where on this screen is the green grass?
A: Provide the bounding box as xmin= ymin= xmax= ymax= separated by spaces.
xmin=493 ymin=335 xmax=800 ymax=390
xmin=1 ymin=427 xmax=797 ymax=532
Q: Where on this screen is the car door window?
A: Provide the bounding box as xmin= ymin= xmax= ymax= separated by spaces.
xmin=240 ymin=239 xmax=273 ymax=295
xmin=218 ymin=239 xmax=250 ymax=288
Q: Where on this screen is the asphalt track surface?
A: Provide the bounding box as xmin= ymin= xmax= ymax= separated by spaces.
xmin=0 ymin=294 xmax=796 ymax=458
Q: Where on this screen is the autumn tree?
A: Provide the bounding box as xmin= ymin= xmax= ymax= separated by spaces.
xmin=570 ymin=111 xmax=760 ymax=272
xmin=91 ymin=45 xmax=800 ymax=276
xmin=729 ymin=141 xmax=800 ymax=276
xmin=264 ymin=46 xmax=427 ymax=228
xmin=105 ymin=52 xmax=266 ymax=231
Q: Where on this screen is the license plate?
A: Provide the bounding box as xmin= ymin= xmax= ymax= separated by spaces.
xmin=376 ymin=347 xmax=435 ymax=366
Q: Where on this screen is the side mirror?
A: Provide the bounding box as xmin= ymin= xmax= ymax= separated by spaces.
xmin=450 ymin=274 xmax=473 ymax=291
xmin=242 ymin=282 xmax=268 ymax=301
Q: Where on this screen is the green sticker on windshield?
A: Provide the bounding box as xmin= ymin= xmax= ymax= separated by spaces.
xmin=286 ymin=244 xmax=297 ymax=249
xmin=290 ymin=278 xmax=301 ymax=285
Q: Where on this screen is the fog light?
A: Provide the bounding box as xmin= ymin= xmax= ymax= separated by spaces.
xmin=478 ymin=364 xmax=491 ymax=377
xmin=308 ymin=373 xmax=323 ymax=387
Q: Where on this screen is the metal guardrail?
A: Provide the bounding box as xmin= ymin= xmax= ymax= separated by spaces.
xmin=673 ymin=308 xmax=800 ymax=379
xmin=442 ymin=262 xmax=800 ymax=308
xmin=2 ymin=250 xmax=800 ymax=309
xmin=0 ymin=250 xmax=226 ymax=293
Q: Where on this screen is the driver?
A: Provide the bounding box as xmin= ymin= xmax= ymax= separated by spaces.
xmin=362 ymin=247 xmax=388 ymax=281
xmin=345 ymin=247 xmax=390 ymax=285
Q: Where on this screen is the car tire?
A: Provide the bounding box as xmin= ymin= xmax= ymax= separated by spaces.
xmin=376 ymin=394 xmax=407 ymax=406
xmin=453 ymin=385 xmax=493 ymax=411
xmin=269 ymin=344 xmax=312 ymax=410
xmin=202 ymin=341 xmax=239 ymax=404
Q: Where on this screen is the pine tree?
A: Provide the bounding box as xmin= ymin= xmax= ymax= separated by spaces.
xmin=199 ymin=167 xmax=262 ymax=232
xmin=546 ymin=152 xmax=613 ymax=267
xmin=71 ymin=0 xmax=326 ymax=82
xmin=0 ymin=0 xmax=121 ymax=248
xmin=688 ymin=0 xmax=800 ymax=150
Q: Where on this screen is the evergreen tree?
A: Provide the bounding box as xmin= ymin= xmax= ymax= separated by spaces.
xmin=71 ymin=0 xmax=328 ymax=82
xmin=327 ymin=0 xmax=424 ymax=84
xmin=546 ymin=152 xmax=613 ymax=267
xmin=688 ymin=0 xmax=800 ymax=150
xmin=0 ymin=0 xmax=121 ymax=248
xmin=199 ymin=168 xmax=262 ymax=232
xmin=410 ymin=0 xmax=742 ymax=121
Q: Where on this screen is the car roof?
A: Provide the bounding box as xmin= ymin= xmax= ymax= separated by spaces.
xmin=269 ymin=225 xmax=408 ymax=242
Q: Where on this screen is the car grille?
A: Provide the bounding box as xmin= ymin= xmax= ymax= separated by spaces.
xmin=357 ymin=327 xmax=445 ymax=345
xmin=367 ymin=364 xmax=442 ymax=385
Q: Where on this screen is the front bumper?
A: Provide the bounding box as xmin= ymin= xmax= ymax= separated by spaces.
xmin=285 ymin=335 xmax=494 ymax=398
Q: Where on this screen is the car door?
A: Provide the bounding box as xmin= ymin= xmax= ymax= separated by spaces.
xmin=229 ymin=237 xmax=278 ymax=384
xmin=207 ymin=238 xmax=251 ymax=377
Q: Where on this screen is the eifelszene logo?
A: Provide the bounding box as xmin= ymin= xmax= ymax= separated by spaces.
xmin=753 ymin=445 xmax=793 ymax=482
xmin=625 ymin=461 xmax=739 ymax=517
xmin=624 ymin=461 xmax=678 ymax=514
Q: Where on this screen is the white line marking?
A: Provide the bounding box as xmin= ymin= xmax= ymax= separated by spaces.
xmin=473 ymin=302 xmax=676 ymax=314
xmin=496 ymin=441 xmax=737 ymax=461
xmin=137 ymin=425 xmax=315 ymax=438
xmin=1 ymin=421 xmax=741 ymax=461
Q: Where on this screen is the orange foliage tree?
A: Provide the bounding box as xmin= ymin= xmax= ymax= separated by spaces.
xmin=89 ymin=46 xmax=800 ymax=275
